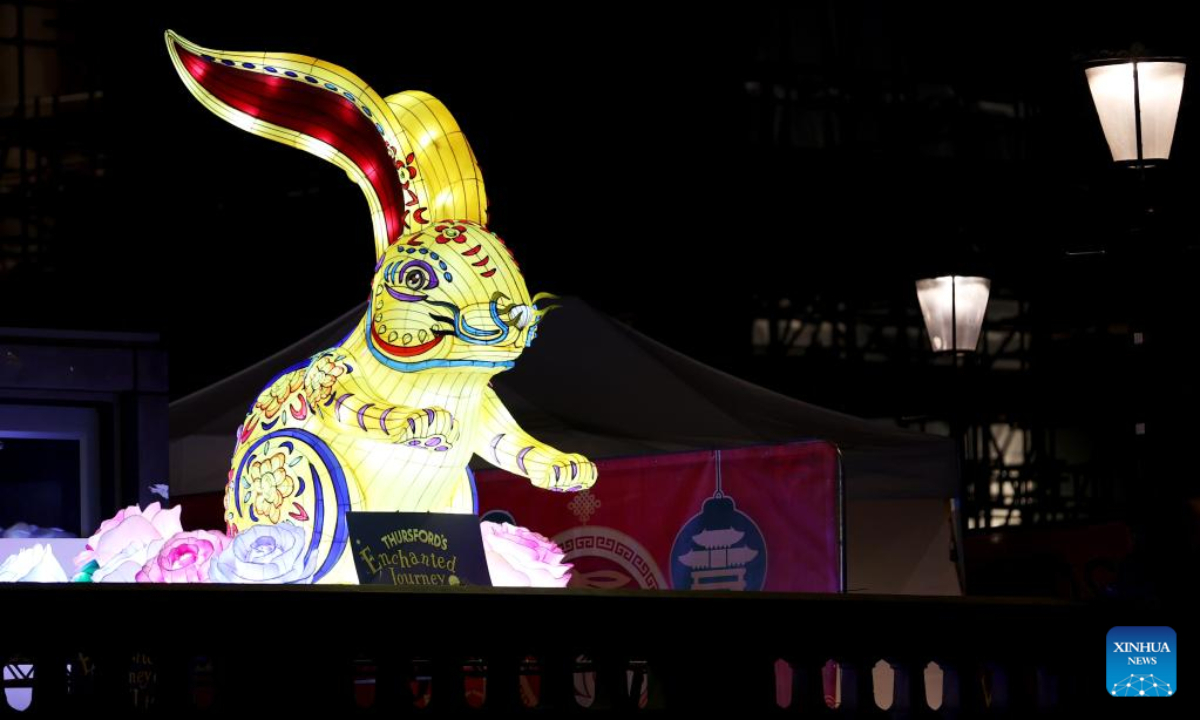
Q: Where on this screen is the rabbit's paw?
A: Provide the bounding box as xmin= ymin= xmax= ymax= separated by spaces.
xmin=394 ymin=407 xmax=459 ymax=450
xmin=532 ymin=453 xmax=597 ymax=493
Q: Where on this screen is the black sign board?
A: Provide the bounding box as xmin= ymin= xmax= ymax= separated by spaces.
xmin=346 ymin=512 xmax=493 ymax=587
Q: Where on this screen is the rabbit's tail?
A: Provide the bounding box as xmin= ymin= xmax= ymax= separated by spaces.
xmin=226 ymin=427 xmax=361 ymax=583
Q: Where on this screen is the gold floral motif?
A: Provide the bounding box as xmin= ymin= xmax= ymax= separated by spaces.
xmin=255 ymin=372 xmax=304 ymax=419
xmin=306 ymin=354 xmax=347 ymax=407
xmin=247 ymin=452 xmax=295 ymax=524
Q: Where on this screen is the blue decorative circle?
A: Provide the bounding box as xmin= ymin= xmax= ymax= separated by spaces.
xmin=265 ymin=66 xmax=278 ymax=73
xmin=419 ymin=248 xmax=429 ymax=254
xmin=221 ymin=59 xmax=235 ymax=66
xmin=285 ymin=70 xmax=298 ymax=78
xmin=375 ymin=123 xmax=385 ymax=135
xmin=242 ymin=62 xmax=255 ymax=69
xmin=406 ymin=247 xmax=416 ymax=254
xmin=439 ymin=261 xmax=448 ymax=270
xmin=201 ymin=54 xmax=215 ymax=62
xmin=444 ymin=273 xmax=453 ymax=282
xmin=305 ymin=76 xmax=319 ymax=83
xmin=430 ymin=252 xmax=439 ymax=260
xmin=669 ymin=495 xmax=768 ymax=591
xmin=343 ymin=92 xmax=356 ymax=101
xmin=324 ymin=82 xmax=338 ymax=91
xmin=362 ymin=106 xmax=373 ymax=117
xmin=232 ymin=429 xmax=351 ymax=583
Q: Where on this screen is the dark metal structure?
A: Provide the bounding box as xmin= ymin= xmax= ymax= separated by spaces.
xmin=1 ymin=1 xmax=102 ymax=280
xmin=721 ymin=6 xmax=1199 ymax=549
xmin=746 ymin=291 xmax=1120 ymax=531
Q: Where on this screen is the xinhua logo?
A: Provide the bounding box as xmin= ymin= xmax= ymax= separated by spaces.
xmin=1107 ymin=626 xmax=1176 ymax=697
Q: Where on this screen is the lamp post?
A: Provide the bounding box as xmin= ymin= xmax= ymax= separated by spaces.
xmin=916 ymin=275 xmax=990 ymax=592
xmin=1084 ymin=53 xmax=1188 ymax=606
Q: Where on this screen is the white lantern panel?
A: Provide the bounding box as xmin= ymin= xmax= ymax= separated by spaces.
xmin=1137 ymin=61 xmax=1186 ymax=161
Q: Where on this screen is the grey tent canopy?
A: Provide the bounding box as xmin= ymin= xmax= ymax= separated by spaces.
xmin=170 ymin=297 xmax=956 ymax=501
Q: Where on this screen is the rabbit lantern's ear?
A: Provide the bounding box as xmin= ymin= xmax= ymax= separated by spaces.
xmin=165 ymin=30 xmax=488 ymax=260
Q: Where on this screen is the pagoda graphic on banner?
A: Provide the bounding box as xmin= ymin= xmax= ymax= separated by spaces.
xmin=670 ymin=451 xmax=767 ymax=591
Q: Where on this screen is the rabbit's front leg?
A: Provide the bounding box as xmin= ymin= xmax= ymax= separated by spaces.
xmin=328 ymin=396 xmax=459 ymax=449
xmin=474 ymin=387 xmax=597 ymax=491
xmin=305 ymin=351 xmax=459 ymax=449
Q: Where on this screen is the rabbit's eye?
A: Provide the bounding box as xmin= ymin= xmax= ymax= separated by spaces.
xmin=395 ymin=260 xmax=439 ymax=292
xmin=405 ymin=269 xmax=427 ymax=289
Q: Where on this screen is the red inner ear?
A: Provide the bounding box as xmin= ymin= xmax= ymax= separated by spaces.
xmin=176 ymin=44 xmax=406 ymax=245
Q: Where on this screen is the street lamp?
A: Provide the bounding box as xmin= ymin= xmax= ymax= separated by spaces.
xmin=917 ymin=275 xmax=991 ymax=577
xmin=1085 ymin=58 xmax=1186 ymax=167
xmin=915 ymin=276 xmax=991 ymax=354
xmin=1085 ymin=56 xmax=1188 ymax=604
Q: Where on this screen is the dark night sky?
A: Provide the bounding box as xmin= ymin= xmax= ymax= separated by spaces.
xmin=8 ymin=3 xmax=1200 ymax=402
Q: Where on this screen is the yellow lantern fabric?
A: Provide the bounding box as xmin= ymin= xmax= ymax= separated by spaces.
xmin=166 ymin=31 xmax=596 ymax=583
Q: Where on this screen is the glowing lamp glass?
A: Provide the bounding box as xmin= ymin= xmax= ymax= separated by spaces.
xmin=1086 ymin=61 xmax=1185 ymax=162
xmin=916 ymin=276 xmax=990 ymax=353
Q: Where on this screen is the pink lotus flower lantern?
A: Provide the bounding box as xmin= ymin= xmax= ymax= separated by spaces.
xmin=73 ymin=502 xmax=183 ymax=569
xmin=480 ymin=521 xmax=572 ymax=588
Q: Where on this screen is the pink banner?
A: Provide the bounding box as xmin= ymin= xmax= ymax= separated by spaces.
xmin=476 ymin=441 xmax=842 ymax=593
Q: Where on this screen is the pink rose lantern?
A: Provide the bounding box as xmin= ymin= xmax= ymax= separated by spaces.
xmin=136 ymin=530 xmax=230 ymax=583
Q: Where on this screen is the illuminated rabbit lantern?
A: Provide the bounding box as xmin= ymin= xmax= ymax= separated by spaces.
xmin=166 ymin=31 xmax=597 ymax=583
